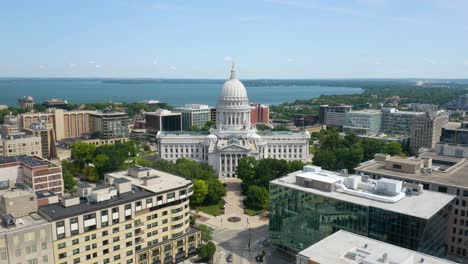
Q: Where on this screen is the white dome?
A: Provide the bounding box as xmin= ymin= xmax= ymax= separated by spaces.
xmin=206 ymin=134 xmax=218 ymax=139
xmin=218 ymin=63 xmax=248 ymax=100
xmin=249 ymin=133 xmax=262 ymax=139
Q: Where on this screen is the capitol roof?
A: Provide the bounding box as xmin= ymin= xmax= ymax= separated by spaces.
xmin=219 ymin=63 xmax=248 ymax=100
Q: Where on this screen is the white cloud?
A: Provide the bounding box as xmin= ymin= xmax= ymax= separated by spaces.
xmin=375 ymin=60 xmax=382 ymax=65
xmin=69 ymin=63 xmax=77 ymax=68
xmin=224 ymin=56 xmax=233 ymax=62
xmin=287 ymin=58 xmax=294 ymax=62
xmin=425 ymin=59 xmax=437 ymax=65
xmin=464 ymin=59 xmax=468 ymax=66
xmin=95 ymin=64 xmax=102 ymax=69
xmin=153 ymin=59 xmax=158 ymax=65
xmin=169 ymin=66 xmax=177 ymax=71
xmin=88 ymin=60 xmax=95 ymax=64
xmin=38 ymin=65 xmax=46 ymax=69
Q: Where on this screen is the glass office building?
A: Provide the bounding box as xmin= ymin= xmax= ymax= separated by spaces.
xmin=269 ymin=166 xmax=454 ymax=260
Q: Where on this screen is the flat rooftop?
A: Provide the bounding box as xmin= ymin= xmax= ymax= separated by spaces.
xmin=39 ymin=185 xmax=154 ymax=221
xmin=298 ymin=230 xmax=456 ymax=264
xmin=272 ymin=169 xmax=454 ymax=219
xmin=355 ymin=152 xmax=468 ymax=188
xmin=0 ymin=155 xmax=53 ymax=167
xmin=0 ymin=213 xmax=49 ymax=235
xmin=106 ymin=167 xmax=192 ymax=194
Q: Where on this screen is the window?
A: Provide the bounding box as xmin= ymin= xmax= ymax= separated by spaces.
xmin=102 ymin=231 xmax=108 ymax=236
xmin=114 ymin=245 xmax=120 ymax=251
xmin=59 ymin=253 xmax=67 ymax=259
xmin=42 ymin=242 xmax=47 ymax=250
xmin=113 ymin=227 xmax=119 ymax=233
xmin=438 ymin=186 xmax=448 ymax=193
xmin=72 ymin=239 xmax=79 ymax=245
xmin=162 ymin=211 xmax=168 ymax=216
xmin=392 ymin=164 xmax=402 ymax=169
xmin=73 ymin=248 xmax=80 ymax=255
xmin=58 ymin=242 xmax=66 ymax=249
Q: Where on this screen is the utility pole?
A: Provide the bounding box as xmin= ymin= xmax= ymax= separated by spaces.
xmin=247 ymin=218 xmax=251 ymax=252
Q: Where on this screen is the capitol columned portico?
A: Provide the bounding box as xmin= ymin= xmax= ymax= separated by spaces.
xmin=157 ymin=64 xmax=310 ymax=178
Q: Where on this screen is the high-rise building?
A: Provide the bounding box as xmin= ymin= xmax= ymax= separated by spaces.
xmin=0 ymin=155 xmax=64 ymax=195
xmin=19 ymin=109 xmax=94 ymax=140
xmin=89 ymin=110 xmax=129 ymax=139
xmin=381 ymin=108 xmax=425 ymax=136
xmin=23 ymin=122 xmax=57 ymax=159
xmin=355 ymin=152 xmax=468 ymax=262
xmin=410 ymin=111 xmax=449 ymax=153
xmin=42 ymin=98 xmax=68 ymax=109
xmin=270 ymin=165 xmax=454 ymax=259
xmin=319 ymin=105 xmax=352 ymax=127
xmin=145 ymin=110 xmax=182 ymax=135
xmin=37 ymin=166 xmax=201 ymax=264
xmin=157 ymin=64 xmax=310 ymax=178
xmin=343 ymin=110 xmax=382 ymax=135
xmin=297 ymin=230 xmax=457 ymax=264
xmin=0 ymin=133 xmax=42 ymax=157
xmin=17 ymin=96 xmax=35 ymax=110
xmin=250 ymin=103 xmax=269 ymax=124
xmin=210 ymin=107 xmax=217 ymax=124
xmin=174 ymin=104 xmax=211 ymax=130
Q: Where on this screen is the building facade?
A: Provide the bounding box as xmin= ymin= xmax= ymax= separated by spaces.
xmin=381 ymin=108 xmax=425 ymax=136
xmin=37 ymin=166 xmax=200 ymax=264
xmin=157 ymin=65 xmax=310 ymax=178
xmin=145 ymin=110 xmax=182 ymax=135
xmin=173 ymin=104 xmax=210 ymax=130
xmin=440 ymin=122 xmax=468 ymax=145
xmin=343 ymin=110 xmax=382 ymax=135
xmin=43 ymin=98 xmax=68 ymax=109
xmin=410 ymin=111 xmax=449 ymax=153
xmin=319 ymin=105 xmax=352 ymax=127
xmin=18 ymin=96 xmax=35 ymax=110
xmin=90 ymin=110 xmax=129 ymax=139
xmin=0 ymin=155 xmax=64 ymax=195
xmin=250 ymin=103 xmax=269 ymax=124
xmin=0 ymin=133 xmax=42 ymax=157
xmin=355 ymin=152 xmax=468 ymax=262
xmin=270 ymin=165 xmax=454 ymax=259
xmin=23 ymin=122 xmax=57 ymax=159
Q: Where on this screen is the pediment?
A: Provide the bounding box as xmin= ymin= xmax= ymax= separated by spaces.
xmin=219 ymin=144 xmax=250 ymax=152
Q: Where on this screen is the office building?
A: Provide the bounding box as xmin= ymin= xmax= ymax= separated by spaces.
xmin=270 ymin=165 xmax=454 ymax=259
xmin=157 ymin=65 xmax=310 ymax=178
xmin=3 ymin=113 xmax=18 ymax=126
xmin=59 ymin=137 xmax=128 ymax=148
xmin=250 ymin=103 xmax=269 ymax=124
xmin=355 ymin=152 xmax=468 ymax=261
xmin=0 ymin=155 xmax=63 ymax=195
xmin=19 ymin=109 xmax=94 ymax=140
xmin=18 ymin=96 xmax=35 ymax=110
xmin=174 ymin=104 xmax=210 ymax=130
xmin=145 ymin=110 xmax=182 ymax=135
xmin=37 ymin=166 xmax=200 ymax=264
xmin=0 ymin=186 xmax=54 ymax=264
xmin=0 ymin=133 xmax=42 ymax=157
xmin=0 ymin=124 xmax=19 ymax=137
xmin=343 ymin=110 xmax=382 ymax=135
xmin=43 ymin=98 xmax=68 ymax=109
xmin=23 ymin=122 xmax=57 ymax=159
xmin=381 ymin=108 xmax=425 ymax=136
xmin=440 ymin=122 xmax=468 ymax=145
xmin=90 ymin=110 xmax=129 ymax=139
xmin=291 ymin=115 xmax=319 ymax=128
xmin=319 ymin=105 xmax=352 ymax=127
xmin=410 ymin=111 xmax=448 ymax=153
xmin=297 ymin=230 xmax=457 ymax=264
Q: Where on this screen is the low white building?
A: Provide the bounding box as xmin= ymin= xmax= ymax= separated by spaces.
xmin=157 ymin=64 xmax=310 ymax=178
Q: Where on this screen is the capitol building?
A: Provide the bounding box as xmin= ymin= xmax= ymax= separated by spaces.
xmin=157 ymin=64 xmax=310 ymax=178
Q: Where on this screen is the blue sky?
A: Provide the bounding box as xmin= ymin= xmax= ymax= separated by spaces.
xmin=1 ymin=0 xmax=467 ymax=78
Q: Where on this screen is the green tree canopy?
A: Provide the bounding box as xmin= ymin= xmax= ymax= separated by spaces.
xmin=192 ymin=180 xmax=208 ymax=206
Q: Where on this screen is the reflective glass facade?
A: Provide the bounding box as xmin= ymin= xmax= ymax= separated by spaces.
xmin=269 ymin=182 xmax=451 ymax=258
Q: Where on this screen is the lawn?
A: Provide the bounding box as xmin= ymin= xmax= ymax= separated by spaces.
xmin=244 ymin=207 xmax=266 ymax=216
xmin=195 ymin=202 xmax=224 ymax=216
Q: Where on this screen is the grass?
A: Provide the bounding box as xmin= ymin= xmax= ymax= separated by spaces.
xmin=195 ymin=201 xmax=224 ymax=216
xmin=244 ymin=207 xmax=267 ymax=216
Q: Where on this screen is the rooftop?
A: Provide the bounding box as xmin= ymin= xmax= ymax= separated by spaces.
xmin=39 ymin=185 xmax=154 ymax=221
xmin=297 ymin=230 xmax=456 ymax=264
xmin=355 ymin=152 xmax=468 ymax=188
xmin=0 ymin=155 xmax=54 ymax=167
xmin=272 ymin=166 xmax=454 ymax=219
xmin=106 ymin=167 xmax=192 ymax=194
xmin=0 ymin=213 xmax=49 ymax=235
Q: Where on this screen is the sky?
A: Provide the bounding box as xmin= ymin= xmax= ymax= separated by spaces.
xmin=1 ymin=0 xmax=468 ymax=79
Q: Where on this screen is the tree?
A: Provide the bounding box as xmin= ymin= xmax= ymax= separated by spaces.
xmin=63 ymin=171 xmax=77 ymax=192
xmin=313 ymin=149 xmax=338 ymax=170
xmin=198 ymin=224 xmax=212 ymax=243
xmin=71 ymin=142 xmax=96 ymax=168
xmin=93 ymin=154 xmax=110 ymax=175
xmin=245 ymin=185 xmax=269 ymax=210
xmin=384 ymin=142 xmax=404 ymax=156
xmin=272 ymin=124 xmax=289 ymax=131
xmin=236 ymin=157 xmax=258 ymax=186
xmin=199 ymin=242 xmax=216 ymax=260
xmin=142 ymin=144 xmax=151 ymax=152
xmin=205 ymin=179 xmax=226 ymax=205
xmin=192 ymin=180 xmax=208 ymax=206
